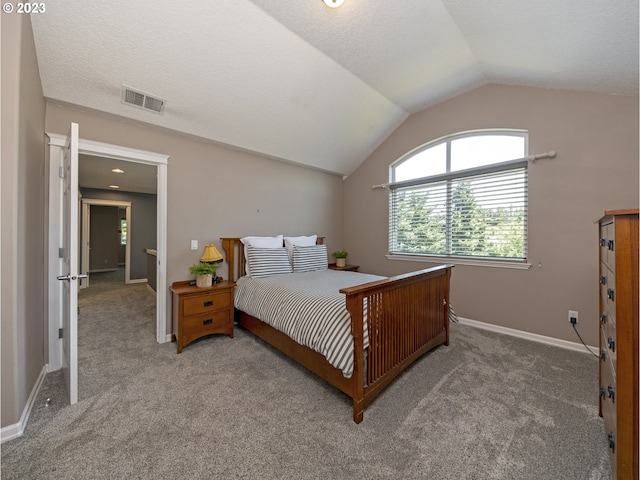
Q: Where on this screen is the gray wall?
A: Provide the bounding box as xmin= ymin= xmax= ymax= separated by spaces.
xmin=80 ymin=188 xmax=158 ymax=279
xmin=344 ymin=85 xmax=639 ymax=347
xmin=1 ymin=13 xmax=47 ymax=427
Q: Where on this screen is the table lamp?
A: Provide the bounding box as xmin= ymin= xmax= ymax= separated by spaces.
xmin=200 ymin=244 xmax=224 ymax=283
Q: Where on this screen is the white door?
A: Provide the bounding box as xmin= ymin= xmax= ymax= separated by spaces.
xmin=56 ymin=122 xmax=82 ymax=405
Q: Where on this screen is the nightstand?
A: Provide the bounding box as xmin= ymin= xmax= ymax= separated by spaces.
xmin=171 ymin=280 xmax=234 ymax=353
xmin=328 ymin=263 xmax=359 ymax=272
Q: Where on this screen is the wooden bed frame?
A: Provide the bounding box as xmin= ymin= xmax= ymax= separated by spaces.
xmin=220 ymin=237 xmax=453 ymax=423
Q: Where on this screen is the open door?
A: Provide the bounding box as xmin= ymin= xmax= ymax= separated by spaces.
xmin=56 ymin=122 xmax=83 ymax=405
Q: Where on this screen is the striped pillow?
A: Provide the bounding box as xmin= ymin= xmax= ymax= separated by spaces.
xmin=292 ymin=245 xmax=328 ymax=273
xmin=246 ymin=247 xmax=292 ymax=278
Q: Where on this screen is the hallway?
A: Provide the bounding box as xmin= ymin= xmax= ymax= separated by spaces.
xmin=77 ymin=268 xmax=158 ymax=401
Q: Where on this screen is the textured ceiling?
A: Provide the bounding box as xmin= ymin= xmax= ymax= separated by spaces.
xmin=32 ymin=0 xmax=638 ymax=177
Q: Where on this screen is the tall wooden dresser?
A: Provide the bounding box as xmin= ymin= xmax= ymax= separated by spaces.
xmin=598 ymin=209 xmax=638 ymax=480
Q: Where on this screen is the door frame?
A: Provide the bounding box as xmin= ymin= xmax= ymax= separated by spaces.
xmin=47 ymin=133 xmax=169 ymax=371
xmin=80 ymin=199 xmax=133 ymax=288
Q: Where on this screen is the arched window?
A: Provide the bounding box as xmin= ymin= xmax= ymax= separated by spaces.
xmin=389 ymin=130 xmax=529 ymax=264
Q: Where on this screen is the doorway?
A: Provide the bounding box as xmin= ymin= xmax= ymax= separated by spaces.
xmin=47 ymin=133 xmax=169 ymax=373
xmin=80 ymin=200 xmax=134 ymax=288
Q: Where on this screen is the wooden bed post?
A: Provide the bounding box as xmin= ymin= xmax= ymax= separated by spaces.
xmin=220 ymin=238 xmax=236 ymax=282
xmin=344 ymin=293 xmax=365 ymax=424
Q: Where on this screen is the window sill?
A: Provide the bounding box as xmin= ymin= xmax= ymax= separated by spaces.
xmin=386 ymin=254 xmax=531 ymax=270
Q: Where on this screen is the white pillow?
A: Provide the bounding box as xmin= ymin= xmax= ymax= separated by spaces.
xmin=240 ymin=235 xmax=283 ymax=276
xmin=284 ymin=235 xmax=317 ymax=262
xmin=292 ymin=245 xmax=328 ymax=273
xmin=246 ymin=247 xmax=292 ymax=278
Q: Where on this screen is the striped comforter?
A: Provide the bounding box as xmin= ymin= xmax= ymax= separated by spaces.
xmin=234 ymin=269 xmax=385 ymax=378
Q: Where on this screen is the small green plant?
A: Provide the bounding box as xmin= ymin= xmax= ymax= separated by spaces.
xmin=331 ymin=250 xmax=348 ymax=259
xmin=189 ymin=262 xmax=219 ymax=276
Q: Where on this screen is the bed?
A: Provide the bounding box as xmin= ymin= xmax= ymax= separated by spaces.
xmin=221 ymin=236 xmax=453 ymax=423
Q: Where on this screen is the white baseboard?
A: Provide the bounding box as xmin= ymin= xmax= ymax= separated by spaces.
xmin=146 ymin=284 xmax=157 ymax=297
xmin=1 ymin=365 xmax=47 ymax=443
xmin=456 ymin=317 xmax=598 ymax=354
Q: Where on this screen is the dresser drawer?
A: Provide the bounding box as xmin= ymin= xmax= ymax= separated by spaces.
xmin=600 ymin=348 xmax=618 ymax=478
xmin=181 ymin=309 xmax=232 ymax=338
xmin=600 ymin=272 xmax=616 ymax=321
xmin=600 ymin=221 xmax=616 ymax=271
xmin=183 ymin=290 xmax=232 ymax=316
xmin=601 ymin=324 xmax=617 ymax=383
xmin=599 ymin=304 xmax=616 ymax=352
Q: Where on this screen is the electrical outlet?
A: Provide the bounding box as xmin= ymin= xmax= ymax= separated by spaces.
xmin=568 ymin=310 xmax=578 ymax=324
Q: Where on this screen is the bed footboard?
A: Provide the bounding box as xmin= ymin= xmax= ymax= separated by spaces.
xmin=340 ymin=265 xmax=452 ymax=423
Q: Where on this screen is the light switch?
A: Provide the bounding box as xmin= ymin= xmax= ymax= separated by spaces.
xmin=190 ymin=240 xmax=198 ymax=250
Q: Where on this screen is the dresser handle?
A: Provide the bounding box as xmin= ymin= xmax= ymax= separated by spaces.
xmin=607 ymin=288 xmax=614 ymax=301
xmin=203 ymin=318 xmax=213 ymax=326
xmin=599 ymin=386 xmax=606 ymax=399
xmin=607 ymin=385 xmax=615 ymax=402
xmin=204 ymin=300 xmax=214 ymax=307
xmin=600 ymin=238 xmax=606 ymax=247
xmin=600 ymin=349 xmax=606 ymax=361
xmin=600 ymin=313 xmax=607 ymax=324
xmin=607 ymin=336 xmax=615 ymax=352
xmin=599 ymin=275 xmax=607 ymax=285
xmin=608 ymin=433 xmax=615 ymax=452
xmin=607 ymin=239 xmax=614 ymax=251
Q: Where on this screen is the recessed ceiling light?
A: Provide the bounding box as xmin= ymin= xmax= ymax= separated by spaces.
xmin=111 ymin=168 xmax=125 ymax=174
xmin=322 ymin=0 xmax=344 ymax=8
xmin=108 ymin=185 xmax=120 ymax=189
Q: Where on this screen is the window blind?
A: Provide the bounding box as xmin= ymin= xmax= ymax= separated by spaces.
xmin=390 ymin=165 xmax=528 ymax=260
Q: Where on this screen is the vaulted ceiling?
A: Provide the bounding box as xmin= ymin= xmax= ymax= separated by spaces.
xmin=32 ymin=0 xmax=638 ymax=177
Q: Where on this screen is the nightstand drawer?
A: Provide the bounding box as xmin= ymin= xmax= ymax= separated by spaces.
xmin=171 ymin=280 xmax=235 ymax=353
xmin=183 ymin=291 xmax=231 ymax=316
xmin=181 ymin=310 xmax=232 ymax=338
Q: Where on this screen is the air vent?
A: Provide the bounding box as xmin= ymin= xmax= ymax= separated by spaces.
xmin=121 ymin=85 xmax=166 ymax=114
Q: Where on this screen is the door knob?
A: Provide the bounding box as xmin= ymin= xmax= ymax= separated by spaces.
xmin=56 ymin=274 xmax=88 ymax=281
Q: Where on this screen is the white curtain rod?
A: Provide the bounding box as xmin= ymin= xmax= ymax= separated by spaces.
xmin=371 ymin=150 xmax=557 ymax=190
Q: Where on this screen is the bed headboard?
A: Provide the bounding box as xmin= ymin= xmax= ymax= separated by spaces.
xmin=220 ymin=237 xmax=324 ymax=283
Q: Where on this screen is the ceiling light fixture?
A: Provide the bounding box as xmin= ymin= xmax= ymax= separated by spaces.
xmin=108 ymin=185 xmax=120 ymax=189
xmin=111 ymin=168 xmax=125 ymax=174
xmin=322 ymin=0 xmax=344 ymax=8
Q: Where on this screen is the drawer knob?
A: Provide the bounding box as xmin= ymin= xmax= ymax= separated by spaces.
xmin=600 ymin=313 xmax=607 ymax=324
xmin=608 ymin=433 xmax=615 ymax=452
xmin=203 ymin=318 xmax=213 ymax=326
xmin=607 ymin=336 xmax=615 ymax=352
xmin=600 ymin=349 xmax=606 ymax=361
xmin=204 ymin=300 xmax=214 ymax=307
xmin=607 ymin=288 xmax=614 ymax=301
